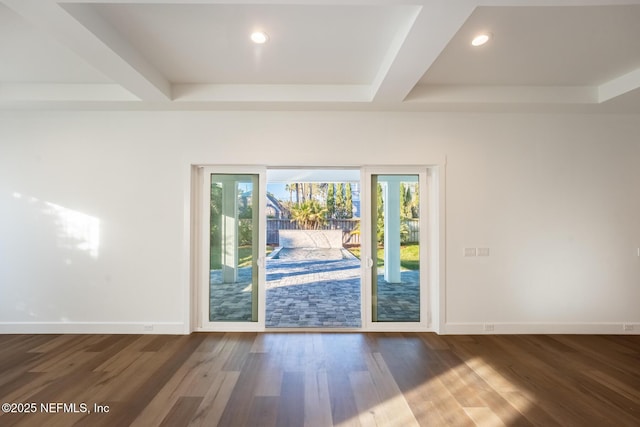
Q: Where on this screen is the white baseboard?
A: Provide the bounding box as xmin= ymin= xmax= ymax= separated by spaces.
xmin=0 ymin=322 xmax=187 ymax=335
xmin=2 ymin=321 xmax=637 ymax=335
xmin=443 ymin=322 xmax=640 ymax=335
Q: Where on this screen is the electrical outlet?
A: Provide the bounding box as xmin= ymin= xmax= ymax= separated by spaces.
xmin=477 ymin=248 xmax=490 ymax=256
xmin=464 ymin=248 xmax=477 ymax=257
xmin=623 ymin=324 xmax=634 ymax=332
xmin=483 ymin=323 xmax=495 ymax=332
xmin=143 ymin=324 xmax=154 ymax=332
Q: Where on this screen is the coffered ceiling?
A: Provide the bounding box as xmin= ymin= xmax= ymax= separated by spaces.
xmin=1 ymin=0 xmax=640 ymax=112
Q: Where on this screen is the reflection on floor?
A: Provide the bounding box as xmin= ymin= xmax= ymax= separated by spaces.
xmin=209 ymin=249 xmax=420 ymax=327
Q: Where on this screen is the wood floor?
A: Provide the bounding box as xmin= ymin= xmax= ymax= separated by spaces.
xmin=0 ymin=333 xmax=639 ymax=426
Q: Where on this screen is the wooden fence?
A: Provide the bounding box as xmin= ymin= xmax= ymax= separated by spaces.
xmin=265 ymin=218 xmax=419 ymax=246
xmin=405 ymin=218 xmax=419 ymax=243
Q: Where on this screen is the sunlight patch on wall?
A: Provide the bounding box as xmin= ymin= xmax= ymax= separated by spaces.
xmin=43 ymin=202 xmax=100 ymax=258
xmin=13 ymin=190 xmax=101 ymax=259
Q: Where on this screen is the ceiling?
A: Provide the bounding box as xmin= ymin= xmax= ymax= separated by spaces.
xmin=1 ymin=0 xmax=640 ymax=112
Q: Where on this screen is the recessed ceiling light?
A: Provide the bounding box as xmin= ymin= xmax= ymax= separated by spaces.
xmin=471 ymin=33 xmax=491 ymax=47
xmin=250 ymin=31 xmax=269 ymax=44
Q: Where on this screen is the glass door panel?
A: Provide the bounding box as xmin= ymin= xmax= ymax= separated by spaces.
xmin=207 ymin=173 xmax=260 ymax=324
xmin=371 ymin=174 xmax=421 ymax=322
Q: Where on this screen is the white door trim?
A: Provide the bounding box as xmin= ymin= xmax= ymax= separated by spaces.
xmin=197 ymin=165 xmax=267 ymax=332
xmin=362 ymin=166 xmax=437 ymax=332
xmin=189 ymin=164 xmax=443 ymax=333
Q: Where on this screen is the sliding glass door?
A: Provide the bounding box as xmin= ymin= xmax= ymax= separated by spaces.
xmin=200 ymin=167 xmax=266 ymax=331
xmin=364 ymin=168 xmax=429 ymax=329
xmin=197 ymin=166 xmax=432 ymax=332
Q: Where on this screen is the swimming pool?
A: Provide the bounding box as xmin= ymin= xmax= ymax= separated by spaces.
xmin=269 ymin=247 xmax=355 ymax=261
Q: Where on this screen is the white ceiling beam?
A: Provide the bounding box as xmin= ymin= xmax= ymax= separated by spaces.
xmin=598 ymin=68 xmax=640 ymax=103
xmin=173 ymin=84 xmax=371 ymax=103
xmin=406 ymin=85 xmax=598 ymax=104
xmin=0 ymin=83 xmax=138 ymax=102
xmin=2 ymin=0 xmax=171 ymax=101
xmin=371 ymin=1 xmax=477 ymax=103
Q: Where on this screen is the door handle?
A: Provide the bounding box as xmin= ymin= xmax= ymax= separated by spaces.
xmin=366 ymin=257 xmax=374 ymax=268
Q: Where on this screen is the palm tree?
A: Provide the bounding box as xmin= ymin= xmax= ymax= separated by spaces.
xmin=285 ymin=184 xmax=293 ymax=204
xmin=293 ymin=183 xmax=300 ymax=204
xmin=290 ymin=200 xmax=327 ymax=230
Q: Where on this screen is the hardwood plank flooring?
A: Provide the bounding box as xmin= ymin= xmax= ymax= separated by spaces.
xmin=0 ymin=333 xmax=638 ymax=427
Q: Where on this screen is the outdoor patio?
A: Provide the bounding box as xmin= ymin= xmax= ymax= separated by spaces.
xmin=209 ymin=248 xmax=420 ymax=328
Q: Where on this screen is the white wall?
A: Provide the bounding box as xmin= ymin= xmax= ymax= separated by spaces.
xmin=0 ymin=111 xmax=638 ymax=334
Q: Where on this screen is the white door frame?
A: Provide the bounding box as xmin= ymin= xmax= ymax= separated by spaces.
xmin=191 ymin=165 xmax=442 ymax=333
xmin=197 ymin=165 xmax=267 ymax=332
xmin=361 ymin=166 xmax=433 ymax=331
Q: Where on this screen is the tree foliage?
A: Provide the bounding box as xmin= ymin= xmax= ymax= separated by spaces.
xmin=326 ymin=184 xmax=335 ymax=218
xmin=290 ymin=200 xmax=327 ymax=230
xmin=335 ymin=183 xmax=345 ymax=218
xmin=345 ymin=183 xmax=353 ymax=219
xmin=376 ymin=182 xmax=384 ymax=244
xmin=285 ymin=181 xmax=358 ymax=220
xmin=210 ymin=183 xmax=223 ymax=266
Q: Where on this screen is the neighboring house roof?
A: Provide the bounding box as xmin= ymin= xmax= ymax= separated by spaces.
xmin=266 ymin=193 xmax=287 ymax=218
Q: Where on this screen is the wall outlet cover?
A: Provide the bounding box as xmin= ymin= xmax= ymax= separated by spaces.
xmin=464 ymin=248 xmax=477 ymax=257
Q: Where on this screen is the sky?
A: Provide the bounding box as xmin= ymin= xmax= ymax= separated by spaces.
xmin=267 ymin=183 xmax=291 ymax=201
